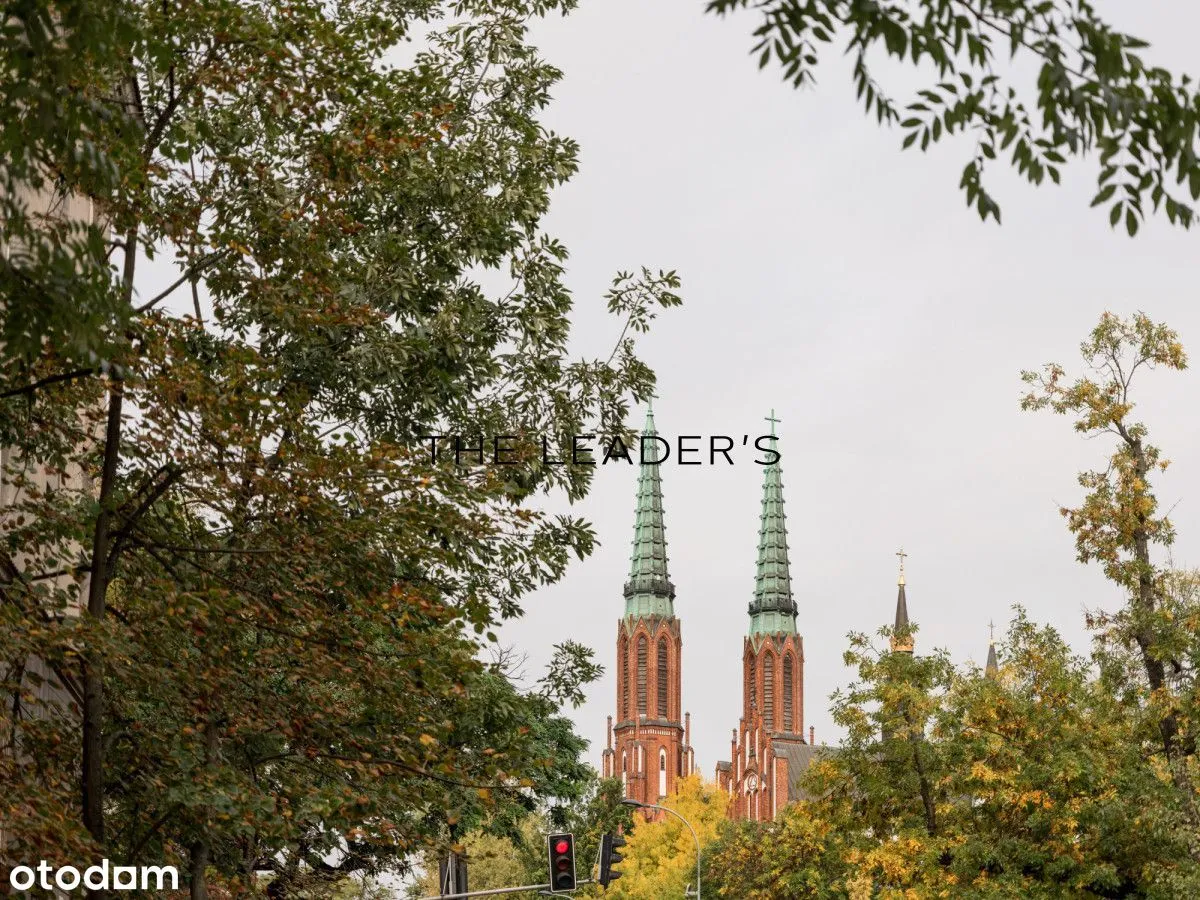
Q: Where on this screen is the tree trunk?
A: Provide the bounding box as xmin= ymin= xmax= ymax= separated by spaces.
xmin=1126 ymin=436 xmax=1200 ymax=830
xmin=83 ymin=225 xmax=136 ymax=899
xmin=82 ymin=375 xmax=124 ymax=843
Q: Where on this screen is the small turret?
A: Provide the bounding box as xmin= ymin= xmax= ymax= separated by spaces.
xmin=985 ymin=620 xmax=999 ymax=679
xmin=890 ymin=549 xmax=913 ymax=654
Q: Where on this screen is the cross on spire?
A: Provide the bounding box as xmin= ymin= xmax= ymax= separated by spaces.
xmin=895 ymin=547 xmax=907 ymax=585
xmin=765 ymin=409 xmax=780 ymax=437
xmin=989 ymin=619 xmax=995 ymax=644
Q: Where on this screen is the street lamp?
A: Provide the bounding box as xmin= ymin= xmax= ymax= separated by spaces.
xmin=621 ymin=799 xmax=701 ymax=900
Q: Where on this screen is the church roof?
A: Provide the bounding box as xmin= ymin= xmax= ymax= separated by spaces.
xmin=774 ymin=740 xmax=834 ymax=803
xmin=624 ymin=402 xmax=675 ymax=618
xmin=748 ymin=412 xmax=797 ymax=636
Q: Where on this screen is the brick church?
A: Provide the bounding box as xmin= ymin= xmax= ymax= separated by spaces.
xmin=602 ymin=405 xmax=830 ymax=820
xmin=600 ymin=408 xmax=936 ymax=825
xmin=602 ymin=405 xmax=994 ymax=821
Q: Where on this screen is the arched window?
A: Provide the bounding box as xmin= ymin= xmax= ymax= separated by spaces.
xmin=659 ymin=748 xmax=667 ymax=797
xmin=621 ymin=752 xmax=628 ymax=794
xmin=748 ymin=658 xmax=756 ymax=710
xmin=783 ymin=654 xmax=794 ymax=732
xmin=636 ymin=635 xmax=648 ymax=715
xmin=657 ymin=638 xmax=669 ymax=717
xmin=620 ymin=636 xmax=629 ymax=719
xmin=763 ymin=653 xmax=775 ymax=731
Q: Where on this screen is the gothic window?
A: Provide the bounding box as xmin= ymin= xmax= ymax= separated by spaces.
xmin=657 ymin=637 xmax=669 ymax=717
xmin=763 ymin=653 xmax=775 ymax=731
xmin=621 ymin=752 xmax=628 ymax=794
xmin=659 ymin=748 xmax=667 ymax=797
xmin=636 ymin=635 xmax=648 ymax=715
xmin=748 ymin=658 xmax=756 ymax=710
xmin=783 ymin=654 xmax=794 ymax=732
xmin=620 ymin=636 xmax=629 ymax=719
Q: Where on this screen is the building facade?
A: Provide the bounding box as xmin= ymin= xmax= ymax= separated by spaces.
xmin=714 ymin=418 xmax=822 ymax=820
xmin=602 ymin=405 xmax=696 ymax=803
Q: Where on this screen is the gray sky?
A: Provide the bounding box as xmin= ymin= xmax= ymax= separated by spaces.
xmin=495 ymin=0 xmax=1200 ymax=778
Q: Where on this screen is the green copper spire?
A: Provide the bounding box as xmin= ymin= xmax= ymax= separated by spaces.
xmin=749 ymin=410 xmax=797 ymax=636
xmin=624 ymin=402 xmax=675 ymax=619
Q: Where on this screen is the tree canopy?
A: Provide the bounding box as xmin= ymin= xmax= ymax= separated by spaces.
xmin=0 ymin=0 xmax=678 ymax=894
xmin=709 ymin=0 xmax=1200 ymax=233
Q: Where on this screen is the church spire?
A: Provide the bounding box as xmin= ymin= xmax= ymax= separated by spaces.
xmin=749 ymin=410 xmax=796 ymax=635
xmin=985 ymin=621 xmax=999 ymax=679
xmin=624 ymin=401 xmax=675 ymax=618
xmin=890 ymin=549 xmax=913 ymax=653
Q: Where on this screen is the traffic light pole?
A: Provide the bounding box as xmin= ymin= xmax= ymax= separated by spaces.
xmin=416 ymin=879 xmax=593 ymax=899
xmin=622 ymin=800 xmax=701 ymax=900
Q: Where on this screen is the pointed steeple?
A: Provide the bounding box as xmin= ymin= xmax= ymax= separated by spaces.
xmin=749 ymin=410 xmax=796 ymax=636
xmin=890 ymin=549 xmax=913 ymax=653
xmin=985 ymin=621 xmax=999 ymax=679
xmin=624 ymin=401 xmax=675 ymax=618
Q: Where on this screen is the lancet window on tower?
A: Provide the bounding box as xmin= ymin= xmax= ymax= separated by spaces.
xmin=763 ymin=653 xmax=775 ymax=731
xmin=657 ymin=637 xmax=669 ymax=717
xmin=748 ymin=658 xmax=756 ymax=710
xmin=783 ymin=653 xmax=794 ymax=732
xmin=621 ymin=636 xmax=629 ymax=719
xmin=636 ymin=635 xmax=648 ymax=715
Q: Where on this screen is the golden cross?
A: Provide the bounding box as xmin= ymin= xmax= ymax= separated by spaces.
xmin=895 ymin=547 xmax=907 ymax=578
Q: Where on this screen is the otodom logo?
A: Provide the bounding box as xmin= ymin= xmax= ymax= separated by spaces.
xmin=8 ymin=860 xmax=179 ymax=893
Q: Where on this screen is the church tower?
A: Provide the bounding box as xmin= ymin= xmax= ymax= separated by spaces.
xmin=602 ymin=404 xmax=695 ymax=803
xmin=717 ymin=413 xmax=812 ymax=822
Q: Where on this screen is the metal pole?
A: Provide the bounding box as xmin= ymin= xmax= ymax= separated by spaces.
xmin=417 ymin=878 xmax=594 ymax=899
xmin=625 ymin=802 xmax=701 ymax=900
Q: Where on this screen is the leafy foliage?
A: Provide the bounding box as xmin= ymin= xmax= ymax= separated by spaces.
xmin=605 ymin=775 xmax=726 ymax=900
xmin=708 ymin=0 xmax=1200 ymax=231
xmin=0 ymin=0 xmax=679 ymax=893
xmin=703 ymin=314 xmax=1200 ymax=897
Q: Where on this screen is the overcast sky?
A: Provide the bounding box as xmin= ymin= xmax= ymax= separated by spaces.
xmin=493 ymin=0 xmax=1200 ymax=778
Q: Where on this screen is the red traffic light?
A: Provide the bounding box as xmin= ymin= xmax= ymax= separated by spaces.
xmin=546 ymin=832 xmax=576 ymax=893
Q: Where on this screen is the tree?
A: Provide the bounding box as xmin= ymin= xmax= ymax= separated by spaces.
xmin=706 ymin=613 xmax=1200 ymax=897
xmin=1021 ymin=311 xmax=1199 ymax=838
xmin=0 ymin=0 xmax=679 ymax=892
xmin=606 ymin=775 xmax=726 ymax=900
xmin=708 ymin=0 xmax=1200 ymax=233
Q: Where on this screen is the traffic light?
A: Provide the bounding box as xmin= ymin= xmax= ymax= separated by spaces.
xmin=598 ymin=832 xmax=626 ymax=888
xmin=546 ymin=832 xmax=576 ymax=893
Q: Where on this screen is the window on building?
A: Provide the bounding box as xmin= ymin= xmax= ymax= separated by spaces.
xmin=659 ymin=748 xmax=667 ymax=797
xmin=636 ymin=635 xmax=648 ymax=715
xmin=783 ymin=653 xmax=794 ymax=732
xmin=748 ymin=658 xmax=756 ymax=710
xmin=763 ymin=653 xmax=775 ymax=731
xmin=620 ymin=635 xmax=629 ymax=719
xmin=657 ymin=637 xmax=669 ymax=717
